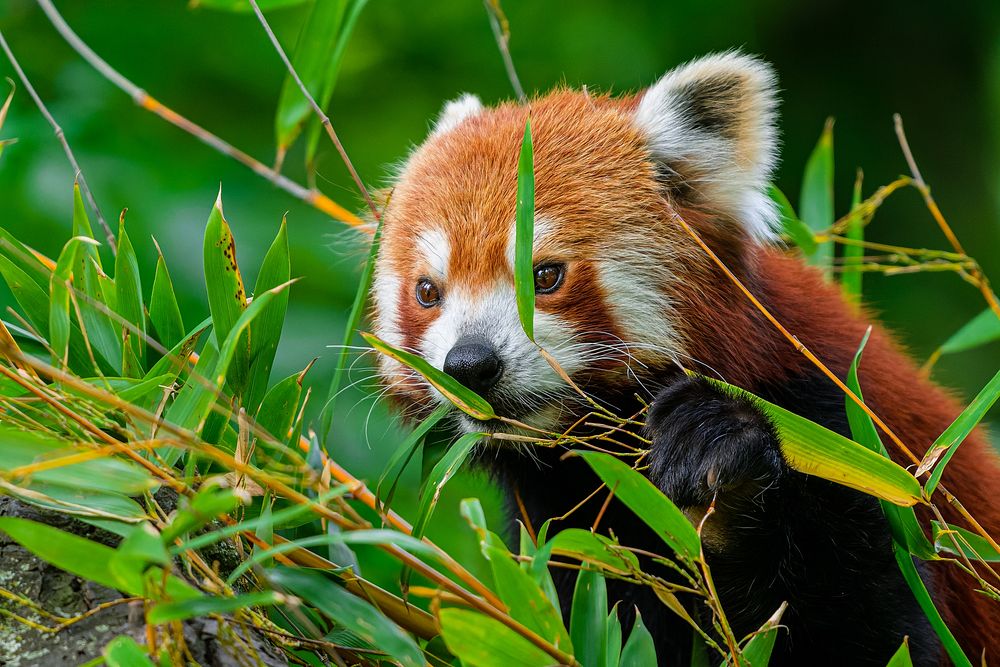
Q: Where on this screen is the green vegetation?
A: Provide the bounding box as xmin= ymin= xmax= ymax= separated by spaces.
xmin=0 ymin=1 xmax=998 ymax=666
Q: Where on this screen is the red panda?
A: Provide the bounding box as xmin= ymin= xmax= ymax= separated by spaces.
xmin=371 ymin=52 xmax=1000 ymax=665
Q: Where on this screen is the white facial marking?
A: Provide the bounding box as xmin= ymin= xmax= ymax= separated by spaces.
xmin=432 ymin=93 xmax=484 ymax=136
xmin=416 ymin=228 xmax=450 ymax=280
xmin=372 ymin=266 xmax=405 ymax=378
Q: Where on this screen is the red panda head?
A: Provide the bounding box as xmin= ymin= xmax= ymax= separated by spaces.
xmin=372 ymin=52 xmax=779 ymax=434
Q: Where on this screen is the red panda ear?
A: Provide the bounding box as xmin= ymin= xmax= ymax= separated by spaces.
xmin=634 ymin=51 xmax=779 ymax=243
xmin=431 ymin=93 xmax=484 ymax=136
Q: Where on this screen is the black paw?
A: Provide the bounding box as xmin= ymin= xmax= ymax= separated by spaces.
xmin=645 ymin=376 xmax=785 ymax=513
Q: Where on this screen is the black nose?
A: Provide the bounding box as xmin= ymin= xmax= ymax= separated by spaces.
xmin=443 ymin=336 xmax=503 ymax=395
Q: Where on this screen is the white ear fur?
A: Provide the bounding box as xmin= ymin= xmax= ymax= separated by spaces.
xmin=431 ymin=93 xmax=483 ymax=136
xmin=634 ymin=52 xmax=779 ymax=243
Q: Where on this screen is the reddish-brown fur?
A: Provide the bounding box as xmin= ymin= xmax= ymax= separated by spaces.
xmin=378 ymin=86 xmax=1000 ymax=660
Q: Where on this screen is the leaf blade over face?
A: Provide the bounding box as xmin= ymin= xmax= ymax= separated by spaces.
xmin=361 ymin=331 xmax=495 ymax=420
xmin=514 ymin=118 xmax=536 ymax=341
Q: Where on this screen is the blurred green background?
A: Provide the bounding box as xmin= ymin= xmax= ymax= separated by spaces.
xmin=1 ymin=0 xmax=998 ymax=589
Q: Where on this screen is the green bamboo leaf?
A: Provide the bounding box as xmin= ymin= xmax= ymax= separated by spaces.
xmin=361 ymin=331 xmax=496 ymax=420
xmin=245 ymin=218 xmax=290 ymax=413
xmin=109 ymin=523 xmax=169 ymax=594
xmin=606 ymin=604 xmax=622 ymax=667
xmin=841 ymin=171 xmax=864 ymax=304
xmin=275 ymin=0 xmax=348 ymax=154
xmin=163 ymin=338 xmax=220 ymax=444
xmin=799 ymin=118 xmax=834 ymax=275
xmin=412 ymin=431 xmax=484 ymax=538
xmin=0 ymin=252 xmax=51 ymax=334
xmin=723 ymin=602 xmax=786 ymax=667
xmin=192 ymin=0 xmax=309 ymax=12
xmin=845 ymin=331 xmax=936 ymax=559
xmin=0 ymin=426 xmax=154 ymax=496
xmin=4 ymin=482 xmax=147 ymax=523
xmin=302 ymin=0 xmax=368 ymax=171
xmin=570 ymin=568 xmax=607 ymax=667
xmin=894 ymin=546 xmax=971 ymax=667
xmin=161 ymin=487 xmax=240 ymax=544
xmin=921 ymin=366 xmax=1000 ymax=495
xmin=268 ymin=567 xmax=424 ymax=667
xmin=620 ymin=610 xmax=657 ymax=666
xmin=575 ymin=450 xmax=700 ymax=562
xmin=515 ymin=118 xmax=536 ymax=341
xmin=931 ymin=521 xmax=1000 ymax=562
xmin=149 ymin=242 xmax=184 ymax=350
xmin=255 ymin=370 xmax=304 ymax=451
xmin=376 ymin=403 xmax=450 ymax=514
xmin=439 ymin=607 xmax=553 ymax=667
xmin=885 ymin=639 xmax=913 ymax=667
xmin=148 ymin=591 xmax=282 ymax=624
xmin=49 ymin=235 xmax=99 ymax=367
xmin=320 ymin=216 xmax=382 ymax=443
xmin=768 ymin=185 xmax=816 ymax=254
xmin=115 ymin=217 xmax=145 ymax=377
xmin=532 ymin=528 xmax=639 ymax=577
xmin=73 ymin=186 xmax=120 ymax=370
xmin=485 ymin=545 xmax=573 ymax=653
xmin=938 ymin=307 xmax=1000 ymax=356
xmin=103 ymin=636 xmax=154 ymax=667
xmin=719 ymin=384 xmax=924 ymax=507
xmin=203 ymin=190 xmax=249 ymax=393
xmin=0 ymin=518 xmax=199 ymax=601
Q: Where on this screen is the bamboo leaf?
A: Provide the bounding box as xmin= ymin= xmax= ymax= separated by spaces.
xmin=938 ymin=307 xmax=1000 ymax=356
xmin=485 ymin=545 xmax=573 ymax=653
xmin=799 ymin=118 xmax=835 ymax=276
xmin=768 ymin=185 xmax=816 ymax=254
xmin=203 ymin=190 xmax=249 ymax=394
xmin=723 ymin=602 xmax=786 ymax=667
xmin=412 ymin=431 xmax=484 ymax=538
xmin=515 ymin=118 xmax=536 ymax=341
xmin=49 ymin=236 xmax=99 ymax=367
xmin=302 ymin=0 xmax=369 ymax=170
xmin=275 ymin=0 xmax=349 ymax=153
xmin=255 ymin=370 xmax=304 ymax=451
xmin=845 ymin=330 xmax=936 ymax=559
xmin=321 ymin=216 xmax=383 ymax=442
xmin=245 ymin=218 xmax=291 ymax=413
xmin=0 ymin=426 xmax=154 ymax=496
xmin=893 ymin=546 xmax=971 ymax=667
xmin=0 ymin=252 xmax=51 ymax=334
xmin=114 ymin=216 xmax=145 ymax=377
xmin=532 ymin=528 xmax=639 ymax=576
xmin=885 ymin=639 xmax=912 ymax=667
xmin=268 ymin=567 xmax=424 ymax=667
xmin=841 ymin=171 xmax=864 ymax=304
xmin=439 ymin=607 xmax=554 ymax=667
xmin=570 ymin=568 xmax=607 ymax=667
xmin=620 ymin=610 xmax=657 ymax=667
xmin=148 ymin=591 xmax=282 ymax=624
xmin=920 ymin=366 xmax=1000 ymax=495
xmin=103 ymin=636 xmax=154 ymax=667
xmin=71 ymin=184 xmax=121 ymax=369
xmin=931 ymin=521 xmax=1000 ymax=562
xmin=575 ymin=450 xmax=701 ymax=562
xmin=361 ymin=331 xmax=496 ymax=420
xmin=375 ymin=403 xmax=450 ymax=514
xmin=149 ymin=243 xmax=184 ymax=350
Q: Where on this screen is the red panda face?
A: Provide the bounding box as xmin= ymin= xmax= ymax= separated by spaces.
xmin=372 ymin=53 xmax=779 ymax=434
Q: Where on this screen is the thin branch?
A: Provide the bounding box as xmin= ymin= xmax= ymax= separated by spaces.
xmin=248 ymin=0 xmax=379 ymax=221
xmin=0 ymin=27 xmax=116 ymax=253
xmin=33 ymin=0 xmax=364 ymax=229
xmin=483 ymin=0 xmax=526 ymax=102
xmin=893 ymin=113 xmax=1000 ymax=319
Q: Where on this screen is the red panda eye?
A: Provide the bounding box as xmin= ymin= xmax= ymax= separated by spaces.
xmin=534 ymin=264 xmax=565 ymax=294
xmin=415 ymin=278 xmax=441 ymax=307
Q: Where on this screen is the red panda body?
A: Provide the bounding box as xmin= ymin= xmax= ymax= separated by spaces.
xmin=372 ymin=53 xmax=1000 ymax=664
